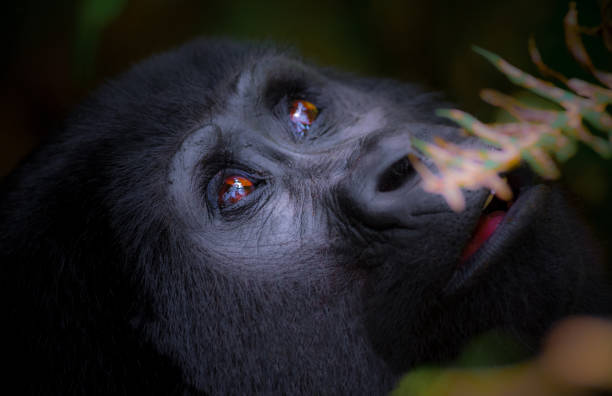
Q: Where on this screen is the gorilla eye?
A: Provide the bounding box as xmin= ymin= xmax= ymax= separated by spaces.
xmin=218 ymin=176 xmax=255 ymax=206
xmin=289 ymin=100 xmax=319 ymax=136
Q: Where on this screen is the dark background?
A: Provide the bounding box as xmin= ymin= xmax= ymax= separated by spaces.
xmin=2 ymin=0 xmax=610 ymax=260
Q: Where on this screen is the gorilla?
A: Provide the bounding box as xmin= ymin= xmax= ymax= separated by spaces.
xmin=0 ymin=39 xmax=610 ymax=395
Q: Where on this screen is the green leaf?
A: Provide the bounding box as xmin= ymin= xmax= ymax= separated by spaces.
xmin=73 ymin=0 xmax=127 ymax=82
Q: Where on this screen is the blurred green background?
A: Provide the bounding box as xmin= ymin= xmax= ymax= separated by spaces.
xmin=1 ymin=0 xmax=611 ymax=258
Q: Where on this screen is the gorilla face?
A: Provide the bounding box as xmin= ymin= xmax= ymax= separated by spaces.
xmin=1 ymin=40 xmax=610 ymax=395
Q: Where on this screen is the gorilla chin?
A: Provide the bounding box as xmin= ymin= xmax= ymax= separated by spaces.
xmin=1 ymin=39 xmax=610 ymax=395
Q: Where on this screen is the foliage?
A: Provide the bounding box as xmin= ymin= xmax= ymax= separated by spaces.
xmin=410 ymin=2 xmax=612 ymax=211
xmin=74 ymin=0 xmax=127 ymax=81
xmin=392 ymin=317 xmax=612 ymax=396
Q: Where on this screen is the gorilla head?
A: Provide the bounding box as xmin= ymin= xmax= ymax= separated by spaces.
xmin=1 ymin=40 xmax=610 ymax=395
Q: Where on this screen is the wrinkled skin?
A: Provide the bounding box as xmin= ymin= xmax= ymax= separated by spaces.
xmin=0 ymin=40 xmax=610 ymax=395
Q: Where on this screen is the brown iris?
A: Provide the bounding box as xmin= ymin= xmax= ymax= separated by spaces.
xmin=219 ymin=176 xmax=255 ymax=206
xmin=289 ymin=99 xmax=318 ymax=136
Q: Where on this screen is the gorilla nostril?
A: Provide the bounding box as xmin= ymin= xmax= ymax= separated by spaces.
xmin=377 ymin=156 xmax=415 ymax=193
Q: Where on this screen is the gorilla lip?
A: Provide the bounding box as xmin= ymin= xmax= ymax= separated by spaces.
xmin=458 ymin=168 xmax=534 ymax=264
xmin=458 ymin=196 xmax=511 ymax=263
xmin=445 ymin=177 xmax=550 ymax=295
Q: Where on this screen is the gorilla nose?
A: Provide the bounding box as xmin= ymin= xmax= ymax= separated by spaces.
xmin=341 ymin=132 xmax=432 ymax=229
xmin=376 ymin=156 xmax=416 ymax=193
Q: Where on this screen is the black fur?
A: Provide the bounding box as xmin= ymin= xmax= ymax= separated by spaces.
xmin=1 ymin=39 xmax=610 ymax=395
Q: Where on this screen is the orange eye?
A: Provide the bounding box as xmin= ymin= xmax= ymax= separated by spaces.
xmin=289 ymin=100 xmax=318 ymax=136
xmin=218 ymin=176 xmax=255 ymax=206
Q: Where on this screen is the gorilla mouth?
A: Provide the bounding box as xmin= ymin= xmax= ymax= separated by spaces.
xmin=458 ymin=191 xmax=513 ymax=263
xmin=444 ymin=168 xmax=550 ymax=295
